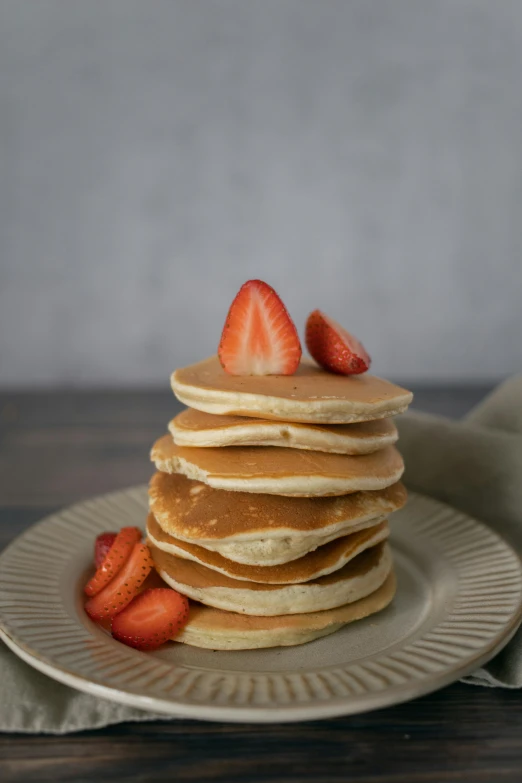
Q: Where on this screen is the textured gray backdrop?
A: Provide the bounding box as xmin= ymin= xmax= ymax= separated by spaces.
xmin=1 ymin=0 xmax=521 ymax=386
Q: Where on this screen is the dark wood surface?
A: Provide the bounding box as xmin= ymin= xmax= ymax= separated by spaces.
xmin=2 ymin=384 xmax=522 ymax=783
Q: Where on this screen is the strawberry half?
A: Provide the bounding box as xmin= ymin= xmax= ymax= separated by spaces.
xmin=218 ymin=279 xmax=301 ymax=375
xmin=85 ymin=542 xmax=154 ymax=621
xmin=111 ymin=588 xmax=190 ymax=651
xmin=305 ymin=310 xmax=371 ymax=375
xmin=85 ymin=526 xmax=142 ymax=597
xmin=94 ymin=532 xmax=117 ymax=569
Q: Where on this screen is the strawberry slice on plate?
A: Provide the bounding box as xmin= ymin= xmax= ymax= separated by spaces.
xmin=84 ymin=542 xmax=154 ymax=621
xmin=94 ymin=532 xmax=117 ymax=569
xmin=85 ymin=526 xmax=142 ymax=597
xmin=305 ymin=309 xmax=371 ymax=375
xmin=218 ymin=279 xmax=302 ymax=375
xmin=112 ymin=588 xmax=190 ymax=651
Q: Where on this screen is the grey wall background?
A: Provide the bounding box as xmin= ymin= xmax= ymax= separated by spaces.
xmin=1 ymin=0 xmax=521 ymax=386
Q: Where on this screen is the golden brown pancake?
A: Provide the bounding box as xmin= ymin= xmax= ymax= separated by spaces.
xmin=147 ymin=513 xmax=389 ymax=583
xmin=176 ymin=572 xmax=396 ymax=649
xmin=148 ymin=471 xmax=407 ymax=565
xmin=169 ymin=408 xmax=398 ymax=454
xmin=151 ymin=435 xmax=404 ymax=496
xmin=149 ymin=540 xmax=393 ymax=615
xmin=171 ymin=356 xmax=413 ymax=424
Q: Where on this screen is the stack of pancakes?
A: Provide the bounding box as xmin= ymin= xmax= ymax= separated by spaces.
xmin=147 ymin=356 xmax=412 ymax=650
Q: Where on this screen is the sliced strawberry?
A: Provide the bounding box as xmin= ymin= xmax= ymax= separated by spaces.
xmin=94 ymin=532 xmax=117 ymax=569
xmin=85 ymin=526 xmax=142 ymax=597
xmin=305 ymin=309 xmax=371 ymax=375
xmin=111 ymin=588 xmax=190 ymax=651
xmin=218 ymin=279 xmax=302 ymax=375
xmin=85 ymin=542 xmax=154 ymax=621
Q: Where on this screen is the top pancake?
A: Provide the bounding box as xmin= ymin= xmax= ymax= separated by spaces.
xmin=169 ymin=408 xmax=398 ymax=454
xmin=171 ymin=356 xmax=413 ymax=424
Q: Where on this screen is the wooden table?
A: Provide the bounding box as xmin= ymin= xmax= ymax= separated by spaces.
xmin=1 ymin=387 xmax=522 ymax=783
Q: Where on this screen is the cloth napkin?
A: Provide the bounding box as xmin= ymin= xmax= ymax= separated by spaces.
xmin=396 ymin=376 xmax=522 ymax=688
xmin=1 ymin=377 xmax=521 ymax=733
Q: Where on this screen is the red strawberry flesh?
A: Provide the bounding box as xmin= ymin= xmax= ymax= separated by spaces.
xmin=94 ymin=532 xmax=117 ymax=569
xmin=84 ymin=542 xmax=154 ymax=621
xmin=305 ymin=310 xmax=371 ymax=375
xmin=85 ymin=526 xmax=142 ymax=597
xmin=111 ymin=588 xmax=190 ymax=651
xmin=218 ymin=279 xmax=301 ymax=375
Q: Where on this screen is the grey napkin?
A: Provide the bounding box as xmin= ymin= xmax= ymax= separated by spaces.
xmin=396 ymin=375 xmax=522 ymax=688
xmin=1 ymin=378 xmax=521 ymax=733
xmin=0 ymin=643 xmax=165 ymax=732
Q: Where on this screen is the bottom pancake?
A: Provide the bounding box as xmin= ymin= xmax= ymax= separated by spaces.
xmin=176 ymin=572 xmax=396 ymax=649
xmin=149 ymin=540 xmax=393 ymax=616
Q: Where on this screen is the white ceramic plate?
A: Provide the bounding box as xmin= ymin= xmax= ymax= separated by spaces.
xmin=1 ymin=487 xmax=521 ymax=723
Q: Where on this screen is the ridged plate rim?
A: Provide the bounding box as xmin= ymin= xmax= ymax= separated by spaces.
xmin=1 ymin=486 xmax=521 ymax=723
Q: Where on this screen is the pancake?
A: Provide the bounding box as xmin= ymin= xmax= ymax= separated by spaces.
xmin=171 ymin=356 xmax=413 ymax=424
xmin=169 ymin=408 xmax=398 ymax=454
xmin=147 ymin=513 xmax=390 ymax=584
xmin=176 ymin=572 xmax=396 ymax=649
xmin=151 ymin=435 xmax=404 ymax=497
xmin=149 ymin=540 xmax=393 ymax=615
xmin=148 ymin=471 xmax=407 ymax=565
